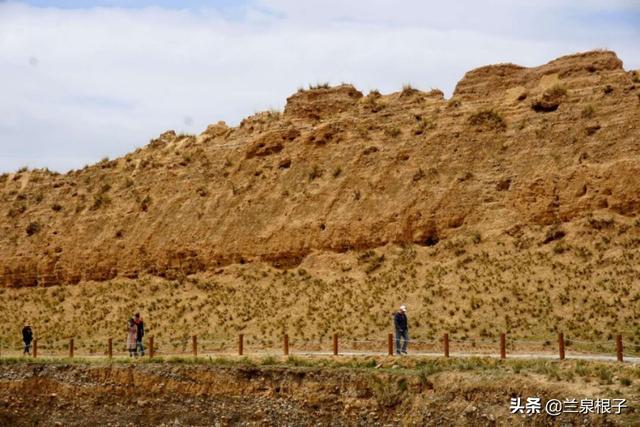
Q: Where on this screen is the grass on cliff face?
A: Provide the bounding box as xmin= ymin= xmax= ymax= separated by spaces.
xmin=2 ymin=355 xmax=637 ymax=426
xmin=2 ymin=354 xmax=639 ymax=390
xmin=3 ymin=352 xmax=640 ymax=411
xmin=468 ymin=109 xmax=506 ymax=130
xmin=1 ymin=217 xmax=640 ymax=356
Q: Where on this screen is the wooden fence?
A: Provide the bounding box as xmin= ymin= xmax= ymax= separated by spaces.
xmin=0 ymin=332 xmax=630 ymax=363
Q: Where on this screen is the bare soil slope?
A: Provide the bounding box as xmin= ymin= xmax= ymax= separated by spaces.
xmin=2 ymin=50 xmax=639 ymax=285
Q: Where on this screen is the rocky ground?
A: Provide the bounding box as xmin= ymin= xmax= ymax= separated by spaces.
xmin=0 ymin=357 xmax=638 ymax=426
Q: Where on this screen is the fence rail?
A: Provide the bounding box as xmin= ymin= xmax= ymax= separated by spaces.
xmin=0 ymin=332 xmax=637 ymax=363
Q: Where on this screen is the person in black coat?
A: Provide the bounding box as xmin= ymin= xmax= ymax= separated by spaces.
xmin=22 ymin=323 xmax=33 ymax=356
xmin=393 ymin=305 xmax=409 ymax=355
xmin=134 ymin=313 xmax=145 ymax=356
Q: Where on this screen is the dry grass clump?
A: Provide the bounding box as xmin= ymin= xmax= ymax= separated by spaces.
xmin=400 ymin=84 xmax=418 ymax=97
xmin=413 ymin=115 xmax=435 ymax=135
xmin=468 ymin=109 xmax=506 ymax=131
xmin=581 ymin=104 xmax=595 ymax=119
xmin=25 ymin=221 xmax=41 ymax=236
xmin=384 ymin=127 xmax=401 ymax=138
xmin=90 ymin=182 xmax=112 ymax=210
xmin=308 ymin=165 xmax=323 ymax=181
xmin=309 ymin=82 xmax=330 ymax=90
xmin=363 ymin=92 xmax=384 ymax=113
xmin=542 ymin=225 xmax=565 ymax=244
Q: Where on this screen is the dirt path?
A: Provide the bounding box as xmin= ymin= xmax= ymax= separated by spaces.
xmin=1 ymin=350 xmax=638 ymax=364
xmin=294 ymin=351 xmax=640 ymax=364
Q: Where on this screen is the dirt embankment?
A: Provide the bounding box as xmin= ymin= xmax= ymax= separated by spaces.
xmin=1 ymin=50 xmax=639 ymax=287
xmin=0 ymin=361 xmax=631 ymax=426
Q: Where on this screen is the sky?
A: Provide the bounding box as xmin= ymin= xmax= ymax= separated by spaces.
xmin=0 ymin=1 xmax=639 ymax=173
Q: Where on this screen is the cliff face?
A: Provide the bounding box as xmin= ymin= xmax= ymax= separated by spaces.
xmin=1 ymin=50 xmax=639 ymax=287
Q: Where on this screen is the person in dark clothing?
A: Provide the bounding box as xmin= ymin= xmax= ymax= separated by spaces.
xmin=134 ymin=313 xmax=145 ymax=356
xmin=393 ymin=305 xmax=409 ymax=355
xmin=22 ymin=323 xmax=33 ymax=356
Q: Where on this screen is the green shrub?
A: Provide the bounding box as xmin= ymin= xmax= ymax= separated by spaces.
xmin=620 ymin=377 xmax=632 ymax=386
xmin=261 ymin=356 xmax=278 ymax=365
xmin=596 ymin=366 xmax=613 ymax=384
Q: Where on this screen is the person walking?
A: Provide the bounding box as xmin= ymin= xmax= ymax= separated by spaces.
xmin=393 ymin=305 xmax=409 ymax=355
xmin=134 ymin=313 xmax=145 ymax=357
xmin=127 ymin=318 xmax=137 ymax=357
xmin=21 ymin=323 xmax=33 ymax=356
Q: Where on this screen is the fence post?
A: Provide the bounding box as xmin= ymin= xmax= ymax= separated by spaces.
xmin=616 ymin=335 xmax=623 ymax=362
xmin=333 ymin=334 xmax=338 ymax=356
xmin=558 ymin=332 xmax=565 ymax=360
xmin=238 ymin=334 xmax=244 ymax=356
xmin=284 ymin=334 xmax=289 ymax=356
xmin=500 ymin=333 xmax=506 ymax=359
xmin=388 ymin=333 xmax=393 ymax=356
xmin=108 ymin=338 xmax=113 ymax=359
xmin=33 ymin=339 xmax=38 ymax=358
xmin=443 ymin=333 xmax=450 ymax=358
xmin=69 ymin=338 xmax=74 ymax=358
xmin=192 ymin=335 xmax=198 ymax=357
xmin=149 ymin=336 xmax=154 ymax=358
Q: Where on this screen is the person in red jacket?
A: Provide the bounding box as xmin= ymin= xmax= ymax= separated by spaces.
xmin=126 ymin=318 xmax=137 ymax=357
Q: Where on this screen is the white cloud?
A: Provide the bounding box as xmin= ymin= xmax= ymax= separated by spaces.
xmin=0 ymin=1 xmax=638 ymax=172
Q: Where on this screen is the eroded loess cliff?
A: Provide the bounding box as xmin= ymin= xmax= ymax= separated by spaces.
xmin=1 ymin=50 xmax=639 ymax=287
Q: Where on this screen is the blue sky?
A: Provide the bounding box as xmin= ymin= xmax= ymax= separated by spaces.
xmin=0 ymin=0 xmax=638 ymax=172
